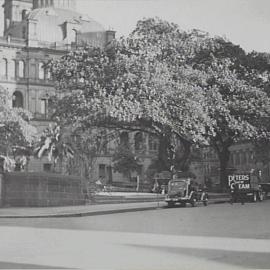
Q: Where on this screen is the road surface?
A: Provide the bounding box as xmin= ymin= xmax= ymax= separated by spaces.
xmin=0 ymin=200 xmax=269 ymax=269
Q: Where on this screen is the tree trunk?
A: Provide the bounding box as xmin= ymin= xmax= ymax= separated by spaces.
xmin=157 ymin=135 xmax=172 ymax=172
xmin=156 ymin=135 xmax=192 ymax=175
xmin=217 ymin=147 xmax=231 ymax=192
xmin=175 ymin=140 xmax=192 ymax=172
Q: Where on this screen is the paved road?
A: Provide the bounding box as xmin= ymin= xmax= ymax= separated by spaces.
xmin=0 ymin=201 xmax=269 ymax=269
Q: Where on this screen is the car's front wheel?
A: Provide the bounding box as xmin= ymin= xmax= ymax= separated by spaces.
xmin=190 ymin=197 xmax=197 ymax=207
xmin=167 ymin=202 xmax=175 ymax=208
xmin=180 ymin=202 xmax=186 ymax=207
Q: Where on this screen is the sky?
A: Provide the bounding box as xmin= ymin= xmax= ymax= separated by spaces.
xmin=0 ymin=0 xmax=270 ymax=53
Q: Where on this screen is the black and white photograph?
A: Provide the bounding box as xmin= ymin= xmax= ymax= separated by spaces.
xmin=0 ymin=0 xmax=270 ymax=269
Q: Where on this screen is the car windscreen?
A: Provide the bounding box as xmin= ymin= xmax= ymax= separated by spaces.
xmin=169 ymin=181 xmax=186 ymax=190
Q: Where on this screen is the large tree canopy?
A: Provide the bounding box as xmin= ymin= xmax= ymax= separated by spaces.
xmin=49 ymin=18 xmax=270 ymax=186
xmin=187 ymin=35 xmax=270 ymax=188
xmin=0 ymin=87 xmax=36 ymax=171
xmin=49 ymin=19 xmax=217 ymax=173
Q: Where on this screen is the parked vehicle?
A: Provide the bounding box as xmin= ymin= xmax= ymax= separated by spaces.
xmin=228 ymin=173 xmax=264 ymax=202
xmin=260 ymin=183 xmax=270 ymax=197
xmin=165 ymin=178 xmax=208 ymax=207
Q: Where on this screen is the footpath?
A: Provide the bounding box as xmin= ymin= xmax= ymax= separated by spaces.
xmin=0 ymin=192 xmax=230 ymax=218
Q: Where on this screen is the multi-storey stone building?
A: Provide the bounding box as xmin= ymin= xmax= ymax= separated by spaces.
xmin=0 ymin=0 xmax=115 ymax=172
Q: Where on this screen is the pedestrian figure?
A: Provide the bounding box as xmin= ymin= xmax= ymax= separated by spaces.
xmin=152 ymin=179 xmax=159 ymax=193
xmin=230 ymin=182 xmax=245 ymax=205
xmin=230 ymin=181 xmax=236 ymax=204
xmin=136 ymin=175 xmax=140 ymax=192
xmin=95 ymin=176 xmax=104 ymax=192
xmin=238 ymin=189 xmax=245 ymax=205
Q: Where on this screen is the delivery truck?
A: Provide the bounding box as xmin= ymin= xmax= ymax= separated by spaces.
xmin=228 ymin=173 xmax=264 ymax=202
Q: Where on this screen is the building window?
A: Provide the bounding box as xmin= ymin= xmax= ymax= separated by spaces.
xmin=0 ymin=58 xmax=8 ymax=78
xmin=248 ymin=152 xmax=254 ymax=164
xmin=120 ymin=132 xmax=129 ymax=146
xmin=107 ymin=166 xmax=113 ymax=184
xmin=134 ymin=132 xmax=143 ymax=151
xmin=9 ymin=60 xmax=16 ymax=79
xmin=12 ymin=91 xmax=24 ymax=108
xmin=149 ymin=134 xmax=159 ymax=152
xmin=242 ymin=152 xmax=247 ymax=165
xmin=46 ymin=68 xmax=52 ymax=80
xmin=22 ymin=10 xmax=28 ymax=20
xmin=22 ymin=26 xmax=26 ymax=39
xmin=30 ymin=63 xmax=36 ymax=79
xmin=99 ymin=164 xmax=106 ymax=180
xmin=40 ymin=99 xmax=47 ymax=117
xmin=38 ymin=62 xmax=45 ymax=80
xmin=18 ymin=60 xmax=25 ymax=78
xmin=235 ymin=152 xmax=240 ymax=166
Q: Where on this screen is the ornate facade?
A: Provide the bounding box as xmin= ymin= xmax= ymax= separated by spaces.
xmin=0 ymin=0 xmax=115 ymax=172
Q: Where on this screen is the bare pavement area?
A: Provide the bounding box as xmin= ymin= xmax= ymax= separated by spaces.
xmin=0 ymin=197 xmax=269 ymax=270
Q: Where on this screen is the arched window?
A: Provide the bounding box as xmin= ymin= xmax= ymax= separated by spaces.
xmin=22 ymin=9 xmax=28 ymax=20
xmin=0 ymin=59 xmax=8 ymax=78
xmin=134 ymin=132 xmax=143 ymax=151
xmin=18 ymin=60 xmax=25 ymax=78
xmin=12 ymin=91 xmax=24 ymax=108
xmin=38 ymin=62 xmax=45 ymax=80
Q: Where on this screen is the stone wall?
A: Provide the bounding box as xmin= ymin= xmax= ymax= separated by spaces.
xmin=1 ymin=172 xmax=85 ymax=207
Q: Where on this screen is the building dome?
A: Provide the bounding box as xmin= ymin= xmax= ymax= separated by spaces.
xmin=33 ymin=0 xmax=76 ymax=11
xmin=3 ymin=0 xmax=115 ymax=48
xmin=27 ymin=7 xmax=110 ymax=48
xmin=27 ymin=7 xmax=105 ymax=32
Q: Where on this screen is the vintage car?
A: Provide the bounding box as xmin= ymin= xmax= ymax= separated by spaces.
xmin=165 ymin=178 xmax=208 ymax=207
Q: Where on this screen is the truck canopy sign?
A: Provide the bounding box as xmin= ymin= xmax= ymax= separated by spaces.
xmin=228 ymin=174 xmax=251 ymax=189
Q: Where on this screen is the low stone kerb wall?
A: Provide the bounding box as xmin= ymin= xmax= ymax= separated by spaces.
xmin=1 ymin=172 xmax=85 ymax=207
